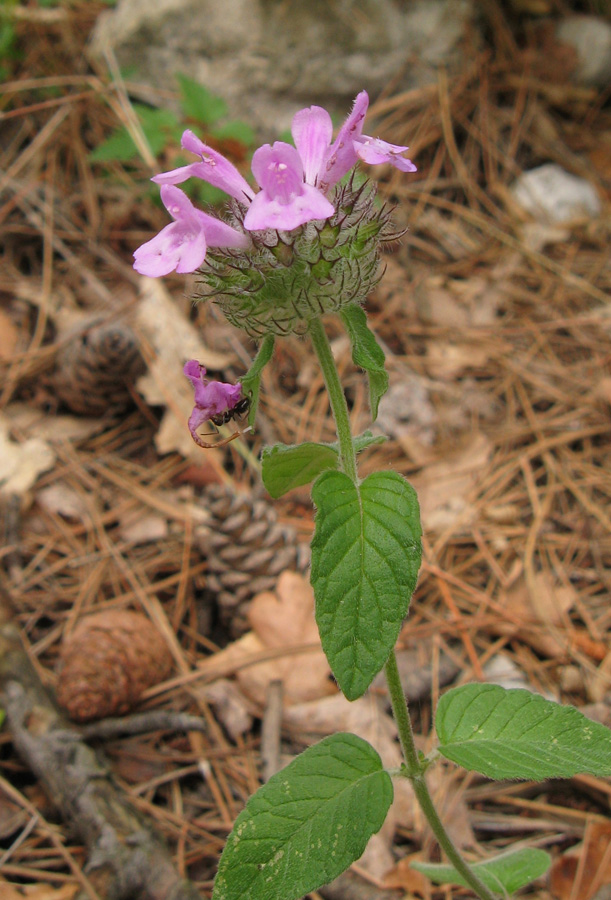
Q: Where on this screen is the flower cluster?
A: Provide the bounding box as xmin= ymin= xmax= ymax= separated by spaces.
xmin=133 ymin=91 xmax=415 ymax=278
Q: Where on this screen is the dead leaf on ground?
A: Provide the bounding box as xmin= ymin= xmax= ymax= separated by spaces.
xmin=550 ymin=821 xmax=611 ymax=900
xmin=492 ymin=572 xmax=607 ymax=661
xmin=198 ymin=571 xmax=334 ymax=707
xmin=383 ymin=853 xmax=432 ymax=897
xmin=411 ymin=432 xmax=492 ymax=531
xmin=5 ymin=402 xmax=107 ymax=443
xmin=0 ymin=413 xmax=56 ymax=498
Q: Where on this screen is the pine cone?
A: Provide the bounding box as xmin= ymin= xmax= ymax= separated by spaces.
xmin=197 ymin=485 xmax=309 ymax=635
xmin=52 ymin=318 xmax=145 ymax=416
xmin=56 ymin=610 xmax=173 ymax=722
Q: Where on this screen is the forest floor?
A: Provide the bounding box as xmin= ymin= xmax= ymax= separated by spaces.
xmin=0 ymin=3 xmax=610 ymax=899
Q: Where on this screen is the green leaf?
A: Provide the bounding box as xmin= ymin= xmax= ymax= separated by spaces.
xmin=177 ymin=74 xmax=227 ymax=124
xmin=340 ymin=305 xmax=388 ymax=421
xmin=261 ymin=432 xmax=386 ymax=499
xmin=412 ymin=847 xmax=551 ymax=894
xmin=262 ymin=442 xmax=338 ymax=499
xmin=213 ymin=733 xmax=393 ymax=900
xmin=436 ymin=684 xmax=611 ymax=780
xmin=239 ymin=335 xmax=275 ymax=428
xmin=213 ymin=119 xmax=256 ymax=147
xmin=311 ymin=470 xmax=422 ymax=700
xmin=89 ymin=105 xmax=180 ymax=163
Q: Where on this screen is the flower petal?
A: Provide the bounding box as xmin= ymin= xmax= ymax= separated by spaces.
xmin=292 ymin=105 xmax=333 ymax=185
xmin=319 ymin=90 xmax=369 ymax=190
xmin=195 ymin=211 xmax=250 ymax=249
xmin=133 ymin=187 xmax=208 ymax=276
xmin=356 ymin=137 xmax=417 ymax=172
xmin=251 ymin=143 xmax=304 ymax=202
xmin=243 ymin=183 xmax=334 ymax=231
xmin=152 ymin=131 xmax=254 ymax=202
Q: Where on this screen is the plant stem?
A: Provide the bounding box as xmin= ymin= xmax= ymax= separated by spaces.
xmin=384 ymin=653 xmax=499 ymax=900
xmin=311 ymin=314 xmax=499 ymax=900
xmin=308 ymin=317 xmax=358 ymax=483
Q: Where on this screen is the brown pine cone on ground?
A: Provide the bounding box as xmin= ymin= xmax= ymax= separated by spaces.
xmin=56 ymin=610 xmax=173 ymax=722
xmin=197 ymin=484 xmax=309 ymax=636
xmin=51 ymin=317 xmax=145 ymax=416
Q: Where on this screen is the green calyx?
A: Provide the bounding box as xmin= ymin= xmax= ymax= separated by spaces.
xmin=196 ymin=176 xmax=398 ymax=338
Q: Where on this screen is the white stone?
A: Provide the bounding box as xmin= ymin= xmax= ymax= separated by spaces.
xmin=556 ymin=15 xmax=611 ymax=88
xmin=511 ymin=163 xmax=601 ymax=224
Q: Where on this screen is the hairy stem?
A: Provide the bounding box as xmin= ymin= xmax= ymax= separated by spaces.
xmin=384 ymin=654 xmax=499 ymax=900
xmin=308 ymin=317 xmax=358 ymax=483
xmin=311 ymin=313 xmax=498 ymax=900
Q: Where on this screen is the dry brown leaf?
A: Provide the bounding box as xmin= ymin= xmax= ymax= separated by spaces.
xmin=200 ymin=572 xmax=333 ymax=707
xmin=425 ymin=340 xmax=491 ymax=380
xmin=203 ymin=677 xmax=254 ymax=739
xmin=411 ymin=432 xmax=492 ymax=531
xmin=550 ymin=821 xmax=611 ymax=900
xmin=4 ymin=403 xmax=107 ymax=443
xmin=119 ymin=509 xmax=168 ymax=544
xmin=37 ymin=483 xmax=90 ymax=522
xmin=0 ymin=414 xmax=56 ymax=498
xmin=383 ymin=853 xmax=431 ymax=896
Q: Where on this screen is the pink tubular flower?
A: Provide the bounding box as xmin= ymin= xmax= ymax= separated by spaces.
xmin=133 ymin=185 xmax=249 ymax=277
xmin=183 ymin=361 xmax=244 ymax=447
xmin=243 ymin=142 xmax=335 ymax=231
xmin=318 ymin=90 xmax=417 ymax=191
xmin=153 ymin=131 xmax=255 ymax=203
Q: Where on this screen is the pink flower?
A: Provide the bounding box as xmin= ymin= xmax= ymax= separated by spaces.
xmin=133 ymin=186 xmax=249 ymax=277
xmin=319 ymin=91 xmax=417 ymax=191
xmin=243 ymin=142 xmax=335 ymax=231
xmin=153 ymin=131 xmax=255 ymax=203
xmin=133 ymin=92 xmax=416 ymax=276
xmin=183 ymin=361 xmax=244 ymax=447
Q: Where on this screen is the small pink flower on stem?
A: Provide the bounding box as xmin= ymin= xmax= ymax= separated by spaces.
xmin=133 ymin=186 xmax=249 ymax=277
xmin=183 ymin=361 xmax=245 ymax=448
xmin=243 ymin=142 xmax=334 ymax=231
xmin=319 ymin=91 xmax=417 ymax=191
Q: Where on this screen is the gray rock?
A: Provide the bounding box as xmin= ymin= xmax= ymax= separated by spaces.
xmin=511 ymin=163 xmax=602 ymax=224
xmin=556 ymin=15 xmax=611 ymax=88
xmin=90 ymin=0 xmax=476 ymax=134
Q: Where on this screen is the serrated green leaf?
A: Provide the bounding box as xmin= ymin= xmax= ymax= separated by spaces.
xmin=311 ymin=470 xmax=421 ymax=700
xmin=436 ymin=684 xmax=611 ymax=780
xmin=177 ymin=74 xmax=227 ymax=124
xmin=340 ymin=305 xmax=388 ymax=421
xmin=213 ymin=733 xmax=393 ymax=900
xmin=262 ymin=442 xmax=338 ymax=499
xmin=239 ymin=335 xmax=275 ymax=427
xmin=412 ymin=847 xmax=551 ymax=894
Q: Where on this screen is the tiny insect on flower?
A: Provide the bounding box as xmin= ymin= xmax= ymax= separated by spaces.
xmin=183 ymin=360 xmax=251 ymax=449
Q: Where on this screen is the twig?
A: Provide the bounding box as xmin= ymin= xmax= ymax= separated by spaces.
xmin=80 ymin=710 xmax=208 ymax=741
xmin=0 ymin=601 xmax=202 ymax=900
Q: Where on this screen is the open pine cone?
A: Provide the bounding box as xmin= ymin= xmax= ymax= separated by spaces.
xmin=197 ymin=484 xmax=309 ymax=636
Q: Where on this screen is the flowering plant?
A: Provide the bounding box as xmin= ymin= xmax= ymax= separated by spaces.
xmin=134 ymin=92 xmax=611 ymax=900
